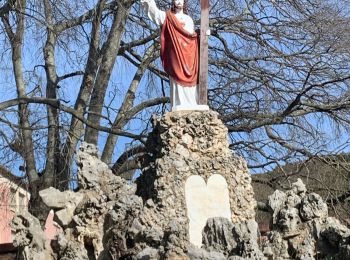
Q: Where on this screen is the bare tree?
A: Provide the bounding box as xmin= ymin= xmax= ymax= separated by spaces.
xmin=0 ymin=0 xmax=350 ymax=217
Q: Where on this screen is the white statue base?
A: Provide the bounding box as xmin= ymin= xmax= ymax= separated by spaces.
xmin=172 ymin=105 xmax=209 ymax=111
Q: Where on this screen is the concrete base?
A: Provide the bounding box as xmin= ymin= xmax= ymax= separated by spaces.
xmin=172 ymin=105 xmax=209 ymax=111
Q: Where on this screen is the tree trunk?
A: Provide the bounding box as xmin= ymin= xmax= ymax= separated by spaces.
xmin=57 ymin=0 xmax=104 ymax=190
xmin=101 ymin=44 xmax=157 ymax=164
xmin=43 ymin=0 xmax=60 ymax=189
xmin=2 ymin=0 xmax=40 ymax=215
xmin=84 ymin=2 xmax=132 ymax=145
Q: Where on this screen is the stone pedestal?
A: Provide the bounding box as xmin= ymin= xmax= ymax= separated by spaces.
xmin=137 ymin=110 xmax=256 ymax=249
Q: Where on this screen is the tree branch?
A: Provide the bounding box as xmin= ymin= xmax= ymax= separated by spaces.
xmin=0 ymin=0 xmax=15 ymax=17
xmin=0 ymin=97 xmax=145 ymax=140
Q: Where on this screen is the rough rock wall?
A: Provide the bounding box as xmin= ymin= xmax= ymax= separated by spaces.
xmin=12 ymin=142 xmax=141 ymax=260
xmin=137 ymin=111 xmax=256 ymax=231
xmin=189 ymin=178 xmax=350 ymax=259
xmin=9 ymin=111 xmax=350 ymax=259
xmin=262 ymin=179 xmax=350 ymax=259
xmin=10 ymin=143 xmax=350 ymax=259
xmin=11 ymin=211 xmax=54 ymax=259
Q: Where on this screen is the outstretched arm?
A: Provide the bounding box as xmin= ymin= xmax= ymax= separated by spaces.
xmin=140 ymin=0 xmax=166 ymax=26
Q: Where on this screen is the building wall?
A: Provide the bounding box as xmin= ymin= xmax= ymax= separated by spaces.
xmin=0 ymin=177 xmax=30 ymax=245
xmin=0 ymin=174 xmax=62 ymax=247
xmin=0 ymin=184 xmax=13 ymax=244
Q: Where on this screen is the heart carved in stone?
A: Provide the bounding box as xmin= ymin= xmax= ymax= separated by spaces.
xmin=185 ymin=174 xmax=232 ymax=247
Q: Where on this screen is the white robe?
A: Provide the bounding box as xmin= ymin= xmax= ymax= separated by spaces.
xmin=141 ymin=0 xmax=209 ymax=111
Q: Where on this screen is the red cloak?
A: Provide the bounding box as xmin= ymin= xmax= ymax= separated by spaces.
xmin=160 ymin=11 xmax=199 ymax=87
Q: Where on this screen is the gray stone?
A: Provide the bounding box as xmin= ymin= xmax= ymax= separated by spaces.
xmin=54 ymin=231 xmax=90 ymax=260
xmin=321 ymin=217 xmax=350 ymax=246
xmin=263 ymin=179 xmax=350 ymax=260
xmin=300 ymin=193 xmax=328 ymax=221
xmin=232 ymin=219 xmax=258 ymax=241
xmin=262 ymin=246 xmax=273 ymax=257
xmin=292 ymin=178 xmax=307 ymax=196
xmin=264 ymin=231 xmax=289 ymax=259
xmin=11 ymin=211 xmax=54 ymax=260
xmin=227 ymin=256 xmax=244 ymax=260
xmin=39 ymin=187 xmax=84 ymax=229
xmin=54 ymin=204 xmax=76 ymax=227
xmin=202 ymin=217 xmax=237 ymax=254
xmin=201 ymin=218 xmax=264 ymax=259
xmin=76 ymin=142 xmax=114 ymax=191
xmin=187 ymin=245 xmax=227 ymax=260
xmin=285 ymin=190 xmax=301 ymax=208
xmin=39 ymin=187 xmax=84 ymax=209
xmin=267 ymin=189 xmax=286 ymax=225
xmin=278 ymin=207 xmax=301 ymax=232
xmin=163 ymin=218 xmax=189 ymax=252
xmin=136 ymin=247 xmax=159 ymax=260
xmin=141 ymin=228 xmax=164 ymax=246
xmin=232 ymin=220 xmax=264 ymax=259
xmin=289 ymin=231 xmax=316 ymax=259
xmin=128 ymin=218 xmax=144 ymax=238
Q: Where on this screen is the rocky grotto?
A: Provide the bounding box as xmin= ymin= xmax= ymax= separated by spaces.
xmin=10 ymin=111 xmax=350 ymax=259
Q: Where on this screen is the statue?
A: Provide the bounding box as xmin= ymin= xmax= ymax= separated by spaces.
xmin=141 ymin=0 xmax=209 ymax=111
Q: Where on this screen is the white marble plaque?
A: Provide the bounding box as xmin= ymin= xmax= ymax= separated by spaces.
xmin=185 ymin=174 xmax=232 ymax=247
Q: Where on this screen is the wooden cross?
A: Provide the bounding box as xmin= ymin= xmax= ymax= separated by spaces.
xmin=198 ymin=0 xmax=209 ymax=105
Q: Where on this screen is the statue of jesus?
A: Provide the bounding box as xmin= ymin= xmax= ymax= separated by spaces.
xmin=141 ymin=0 xmax=209 ymax=111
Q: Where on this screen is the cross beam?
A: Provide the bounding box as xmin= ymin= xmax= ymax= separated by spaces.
xmin=198 ymin=0 xmax=209 ymax=105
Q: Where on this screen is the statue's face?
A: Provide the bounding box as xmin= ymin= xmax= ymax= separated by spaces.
xmin=174 ymin=0 xmax=184 ymax=9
